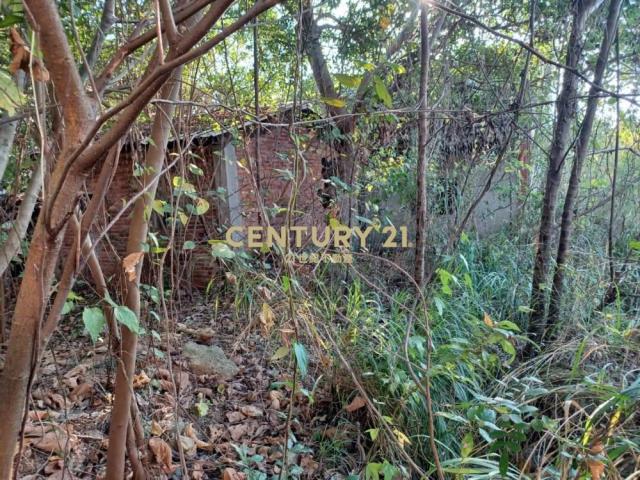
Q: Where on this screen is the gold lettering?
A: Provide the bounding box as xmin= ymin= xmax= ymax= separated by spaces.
xmin=247 ymin=226 xmax=263 ymax=248
xmin=225 ymin=226 xmax=244 ymax=247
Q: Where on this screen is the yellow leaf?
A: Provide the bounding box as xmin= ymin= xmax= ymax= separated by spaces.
xmin=321 ymin=97 xmax=346 ymax=108
xmin=483 ymin=312 xmax=494 ymax=328
xmin=393 ymin=428 xmax=412 ymax=448
xmin=259 ymin=302 xmax=275 ymax=334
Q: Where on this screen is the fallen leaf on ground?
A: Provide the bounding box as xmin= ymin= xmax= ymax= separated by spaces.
xmin=223 ymin=467 xmax=245 ymax=480
xmin=32 ymin=430 xmax=72 ymax=454
xmin=133 ymin=371 xmax=150 ymax=389
xmin=345 ymin=395 xmax=366 ymax=412
xmin=226 ymin=411 xmax=245 ymax=423
xmin=69 ymin=382 xmax=93 ymax=403
xmin=228 ymin=424 xmax=249 ymax=442
xmin=179 ymin=435 xmax=197 ymax=456
xmin=149 ymin=437 xmax=175 ymax=473
xmin=240 ymin=405 xmax=263 ymax=418
xmin=184 ymin=423 xmax=212 ymax=451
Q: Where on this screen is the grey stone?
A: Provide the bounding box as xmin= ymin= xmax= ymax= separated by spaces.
xmin=183 ymin=342 xmax=239 ymax=379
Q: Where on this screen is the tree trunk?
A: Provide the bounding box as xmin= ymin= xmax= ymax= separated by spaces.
xmin=0 ymin=163 xmax=44 ymax=277
xmin=0 ymin=72 xmax=25 ymax=181
xmin=0 ymin=0 xmax=94 ymax=472
xmin=105 ymin=68 xmax=182 ymax=480
xmin=528 ymin=0 xmax=599 ymax=342
xmin=546 ymin=0 xmax=622 ymax=330
xmin=415 ymin=3 xmax=430 ymax=287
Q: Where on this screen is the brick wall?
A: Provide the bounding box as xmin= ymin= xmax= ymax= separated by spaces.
xmin=86 ymin=125 xmax=328 ymax=287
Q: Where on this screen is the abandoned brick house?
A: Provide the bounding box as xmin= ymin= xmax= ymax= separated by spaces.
xmin=91 ymin=106 xmax=331 ymax=287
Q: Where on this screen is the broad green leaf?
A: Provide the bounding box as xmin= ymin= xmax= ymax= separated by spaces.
xmin=195 ymin=197 xmax=209 ymax=215
xmin=293 ymin=342 xmax=308 ymax=378
xmin=152 ymin=199 xmax=166 ymax=215
xmin=211 ymin=242 xmax=235 ymax=259
xmin=335 ymin=73 xmax=362 ymax=88
xmin=321 ymin=96 xmax=346 ymax=108
xmin=461 ymin=432 xmax=474 ymax=458
xmin=373 ymin=76 xmax=392 ymax=108
xmin=114 ymin=305 xmax=141 ymax=334
xmin=188 ymin=163 xmax=204 ymax=176
xmin=366 ymin=428 xmax=379 ymax=441
xmin=83 ymin=307 xmax=106 ymax=342
xmin=183 ymin=240 xmax=196 ymax=250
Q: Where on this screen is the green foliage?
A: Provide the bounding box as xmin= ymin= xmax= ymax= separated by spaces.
xmin=82 ymin=307 xmax=105 ymax=342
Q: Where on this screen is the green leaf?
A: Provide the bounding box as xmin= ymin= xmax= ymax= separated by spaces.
xmin=373 ymin=76 xmax=392 ymax=108
xmin=114 ymin=305 xmax=141 ymax=334
xmin=461 ymin=432 xmax=474 ymax=458
xmin=270 ymin=346 xmax=289 ymax=361
xmin=195 ymin=401 xmax=209 ymax=417
xmin=183 ymin=240 xmax=196 ymax=250
xmin=366 ymin=428 xmax=380 ymax=441
xmin=335 ymin=73 xmax=362 ymax=88
xmin=194 ymin=197 xmax=209 ymax=215
xmin=321 ymin=96 xmax=346 ymax=108
xmin=0 ymin=69 xmax=22 ymax=116
xmin=293 ymin=342 xmax=308 ymax=378
xmin=188 ymin=163 xmax=204 ymax=176
xmin=211 ymin=242 xmax=235 ymax=259
xmin=82 ymin=307 xmax=106 ymax=343
xmin=365 ymin=462 xmax=382 ymax=480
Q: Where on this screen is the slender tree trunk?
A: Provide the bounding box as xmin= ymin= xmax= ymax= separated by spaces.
xmin=603 ymin=29 xmax=621 ymax=308
xmin=528 ymin=0 xmax=599 ymax=342
xmin=415 ymin=3 xmax=430 ymax=287
xmin=0 ymin=164 xmax=44 ymax=277
xmin=547 ymin=0 xmax=622 ymax=329
xmin=105 ymin=68 xmax=182 ymax=480
xmin=0 ymin=0 xmax=94 ymax=472
xmin=0 ymin=72 xmax=25 ymax=181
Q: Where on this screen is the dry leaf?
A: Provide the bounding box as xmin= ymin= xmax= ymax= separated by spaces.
xmin=225 ymin=272 xmax=237 ymax=285
xmin=32 ymin=430 xmax=72 ymax=454
xmin=69 ymin=382 xmax=93 ymax=403
xmin=226 ymin=411 xmax=245 ymax=423
xmin=240 ymin=405 xmax=263 ymax=418
xmin=123 ymin=252 xmax=144 ymax=282
xmin=150 ymin=420 xmax=164 ymax=436
xmin=259 ymin=302 xmax=275 ymax=335
xmin=587 ymin=441 xmax=606 ymax=480
xmin=209 ymin=424 xmax=225 ymax=442
xmin=191 ymin=461 xmax=205 ymax=480
xmin=149 ymin=437 xmax=175 ymax=473
xmin=257 ymin=285 xmax=273 ymax=301
xmin=222 ymin=467 xmax=245 ymax=480
xmin=483 ymin=312 xmax=494 ymax=328
xmin=9 ymin=28 xmax=50 ymax=82
xmin=133 ymin=370 xmax=151 ymax=389
xmin=184 ymin=423 xmax=212 ymax=451
xmin=228 ymin=424 xmax=249 ymax=442
xmin=345 ymin=395 xmax=366 ymax=413
xmin=179 ymin=435 xmax=197 ymax=457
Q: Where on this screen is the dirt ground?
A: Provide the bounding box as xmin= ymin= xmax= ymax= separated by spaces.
xmin=9 ymin=296 xmax=362 ymax=479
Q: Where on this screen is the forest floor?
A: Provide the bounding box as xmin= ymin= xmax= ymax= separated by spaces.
xmin=13 ymin=296 xmax=358 ymax=480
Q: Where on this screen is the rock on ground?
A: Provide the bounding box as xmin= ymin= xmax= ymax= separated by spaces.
xmin=183 ymin=342 xmax=239 ymax=379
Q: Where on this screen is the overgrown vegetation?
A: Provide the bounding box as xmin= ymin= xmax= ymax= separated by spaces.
xmin=0 ymin=0 xmax=638 ymax=478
